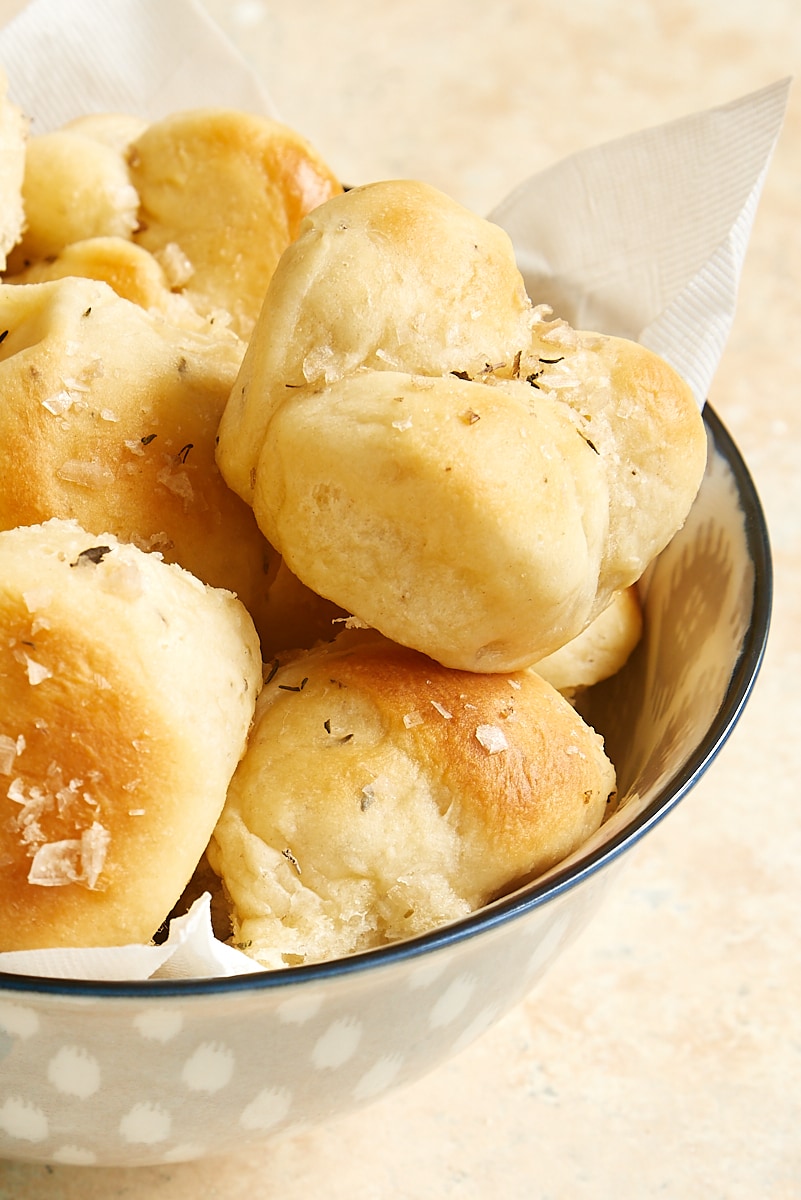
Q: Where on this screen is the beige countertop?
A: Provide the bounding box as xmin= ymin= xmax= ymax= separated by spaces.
xmin=0 ymin=1 xmax=799 ymax=1196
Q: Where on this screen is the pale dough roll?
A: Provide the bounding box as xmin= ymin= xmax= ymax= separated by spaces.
xmin=0 ymin=518 xmax=261 ymax=951
xmin=128 ymin=108 xmax=342 ymax=339
xmin=531 ymin=586 xmax=643 ymax=697
xmin=0 ymin=69 xmax=26 ymax=271
xmin=217 ymin=178 xmax=535 ymax=504
xmin=6 ymin=129 xmax=139 ymax=272
xmin=208 ymin=630 xmax=616 ymax=969
xmin=0 ymin=276 xmax=281 ymax=647
xmin=254 ymin=368 xmax=609 ymax=669
xmin=217 ymin=180 xmax=706 ymax=670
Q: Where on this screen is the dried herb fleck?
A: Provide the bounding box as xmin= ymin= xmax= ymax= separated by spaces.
xmin=71 ymin=545 xmax=112 ymax=567
xmin=0 ymin=330 xmax=8 ymax=345
xmin=282 ymin=848 xmax=301 ymax=874
xmin=141 ymin=433 xmax=157 ymax=446
xmin=176 ymin=443 xmax=194 ymax=464
xmin=264 ymin=658 xmax=281 ymax=685
xmin=278 ymin=676 xmax=309 ymax=693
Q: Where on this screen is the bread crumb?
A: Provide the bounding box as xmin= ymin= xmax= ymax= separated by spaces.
xmin=155 ymin=241 xmax=194 ymax=288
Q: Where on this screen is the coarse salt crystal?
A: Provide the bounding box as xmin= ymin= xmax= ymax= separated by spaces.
xmin=0 ymin=735 xmax=23 ymax=775
xmin=430 ymin=700 xmax=452 ymax=719
xmin=25 ymin=655 xmax=52 ymax=686
xmin=475 ymin=724 xmax=508 ymax=754
xmin=41 ymin=391 xmax=75 ymax=416
xmin=22 ymin=587 xmax=52 ymax=612
xmin=403 ymin=711 xmax=424 ymax=729
xmin=57 ymin=459 xmax=115 ymax=488
xmin=157 ymin=467 xmax=194 ymax=502
xmin=26 ymin=822 xmax=110 ymax=890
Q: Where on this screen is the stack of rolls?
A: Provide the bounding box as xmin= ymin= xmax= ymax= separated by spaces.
xmin=0 ymin=83 xmax=707 ymax=967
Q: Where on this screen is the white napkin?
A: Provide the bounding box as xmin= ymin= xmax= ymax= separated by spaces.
xmin=488 ymin=79 xmax=790 ymax=406
xmin=0 ymin=895 xmax=263 ymax=981
xmin=0 ymin=0 xmax=789 ymax=978
xmin=0 ymin=0 xmax=279 ymax=128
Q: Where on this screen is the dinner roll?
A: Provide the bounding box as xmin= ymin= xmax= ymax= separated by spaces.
xmin=0 ymin=275 xmax=282 ymax=646
xmin=0 ymin=69 xmax=26 ymax=270
xmin=6 ymin=128 xmax=139 ymax=272
xmin=216 ymin=180 xmax=707 ymax=671
xmin=9 ymin=235 xmax=217 ymax=333
xmin=0 ymin=518 xmax=261 ymax=951
xmin=531 ymin=586 xmax=643 ymax=698
xmin=207 ymin=630 xmax=616 ymax=968
xmin=128 ymin=108 xmax=342 ymax=339
xmin=217 ymin=178 xmax=535 ymax=501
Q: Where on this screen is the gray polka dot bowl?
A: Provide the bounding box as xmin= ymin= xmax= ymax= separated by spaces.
xmin=0 ymin=406 xmax=770 ymax=1167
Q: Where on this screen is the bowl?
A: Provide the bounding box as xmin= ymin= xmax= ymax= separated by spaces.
xmin=0 ymin=404 xmax=771 ymax=1168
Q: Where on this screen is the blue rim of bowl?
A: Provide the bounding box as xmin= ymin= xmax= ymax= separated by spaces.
xmin=0 ymin=403 xmax=772 ymax=998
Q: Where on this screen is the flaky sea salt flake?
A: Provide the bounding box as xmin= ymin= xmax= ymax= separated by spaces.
xmin=475 ymin=724 xmax=509 ymax=754
xmin=25 ymin=655 xmax=52 ymax=686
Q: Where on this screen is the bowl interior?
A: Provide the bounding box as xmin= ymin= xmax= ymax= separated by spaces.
xmin=0 ymin=403 xmax=771 ymax=998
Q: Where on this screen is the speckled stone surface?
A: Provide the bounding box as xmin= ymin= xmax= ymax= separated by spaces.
xmin=0 ymin=0 xmax=799 ymax=1196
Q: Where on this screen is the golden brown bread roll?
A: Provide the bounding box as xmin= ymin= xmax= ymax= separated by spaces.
xmin=0 ymin=518 xmax=261 ymax=951
xmin=9 ymin=235 xmax=217 ymax=333
xmin=0 ymin=275 xmax=285 ymax=645
xmin=128 ymin=108 xmax=342 ymax=339
xmin=207 ymin=630 xmax=616 ymax=968
xmin=216 ymin=179 xmax=707 ymax=672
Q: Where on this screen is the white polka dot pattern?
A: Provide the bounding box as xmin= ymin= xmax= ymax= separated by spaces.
xmin=181 ymin=1042 xmax=235 ymax=1093
xmin=0 ymin=1097 xmax=48 ymax=1143
xmin=0 ymin=875 xmax=600 ymax=1167
xmin=118 ymin=1102 xmax=172 ymax=1145
xmin=240 ymin=1087 xmax=292 ymax=1132
xmin=47 ymin=1046 xmax=101 ymax=1098
xmin=312 ymin=1019 xmax=362 ymax=1071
